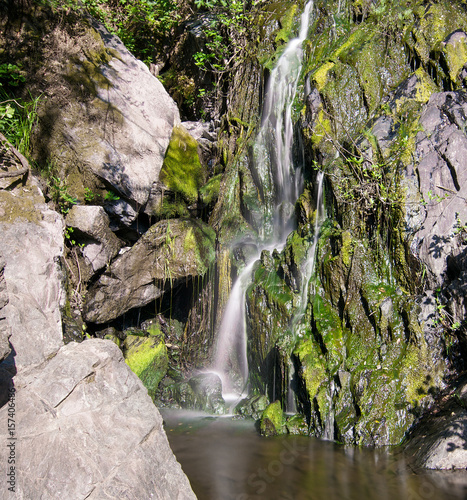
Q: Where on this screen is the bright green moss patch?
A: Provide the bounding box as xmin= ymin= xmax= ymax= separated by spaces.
xmin=199 ymin=174 xmax=222 ymax=206
xmin=260 ymin=400 xmax=286 ymax=436
xmin=124 ymin=335 xmax=168 ymax=398
xmin=160 ymin=126 xmax=206 ymax=204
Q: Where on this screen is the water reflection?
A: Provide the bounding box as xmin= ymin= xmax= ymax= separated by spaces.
xmin=161 ymin=410 xmax=467 ymax=500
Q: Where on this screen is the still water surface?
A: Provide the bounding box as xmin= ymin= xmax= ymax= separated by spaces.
xmin=161 ymin=410 xmax=467 ymax=500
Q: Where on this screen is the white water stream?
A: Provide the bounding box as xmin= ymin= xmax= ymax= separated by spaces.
xmin=213 ymin=1 xmax=316 ymax=401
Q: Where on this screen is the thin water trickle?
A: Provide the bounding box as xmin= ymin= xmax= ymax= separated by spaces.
xmin=212 ymin=1 xmax=315 ymax=400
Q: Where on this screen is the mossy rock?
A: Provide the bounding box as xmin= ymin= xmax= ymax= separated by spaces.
xmin=286 ymin=414 xmax=309 ymax=436
xmin=123 ymin=335 xmax=168 ymax=399
xmin=260 ymin=401 xmax=287 ymax=436
xmin=160 ymin=125 xmax=206 ymax=205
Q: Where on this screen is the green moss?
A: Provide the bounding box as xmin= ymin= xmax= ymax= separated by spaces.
xmin=160 ymin=126 xmax=206 ymax=204
xmin=294 ymin=339 xmax=327 ymax=400
xmin=181 ymin=221 xmax=216 ymax=275
xmin=310 ymin=109 xmax=332 ymax=146
xmin=260 ymin=400 xmax=286 ymax=436
xmin=312 ymin=61 xmax=335 ymax=91
xmin=199 ymin=174 xmax=222 ymax=206
xmin=340 ymin=230 xmax=354 ymax=267
xmin=275 ymin=4 xmax=298 ymax=44
xmin=443 ymin=36 xmax=467 ymax=85
xmin=124 ymin=335 xmax=168 ymax=398
xmin=104 ymin=333 xmax=121 ymax=347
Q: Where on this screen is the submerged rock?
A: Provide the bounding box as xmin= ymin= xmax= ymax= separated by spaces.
xmin=0 ymin=339 xmax=196 ymax=499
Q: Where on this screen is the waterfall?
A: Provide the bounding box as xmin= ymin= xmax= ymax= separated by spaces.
xmin=254 ymin=0 xmax=314 ymax=242
xmin=213 ymin=1 xmax=315 ymax=402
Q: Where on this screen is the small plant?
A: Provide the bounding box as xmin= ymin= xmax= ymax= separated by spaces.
xmin=49 ymin=176 xmax=78 ymax=214
xmin=104 ymin=190 xmax=120 ymax=201
xmin=84 ymin=187 xmax=95 ymax=203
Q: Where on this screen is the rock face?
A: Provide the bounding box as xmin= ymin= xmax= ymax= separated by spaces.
xmin=0 ymin=339 xmax=196 ymax=499
xmin=19 ymin=8 xmax=180 ymax=218
xmin=0 ymin=179 xmax=65 ymax=372
xmin=405 ymin=378 xmax=467 ymax=469
xmin=83 ymin=218 xmax=216 ymax=323
xmin=66 ymin=205 xmax=122 ymax=272
xmin=0 ymin=257 xmax=10 ymax=363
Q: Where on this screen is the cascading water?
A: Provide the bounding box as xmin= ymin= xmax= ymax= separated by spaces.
xmin=254 ymin=0 xmax=314 ymax=241
xmin=213 ymin=1 xmax=315 ymax=402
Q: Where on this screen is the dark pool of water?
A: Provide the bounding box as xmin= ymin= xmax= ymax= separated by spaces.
xmin=161 ymin=410 xmax=467 ymax=500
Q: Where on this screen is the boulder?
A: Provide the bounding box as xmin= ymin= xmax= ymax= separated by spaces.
xmin=260 ymin=401 xmax=287 ymax=437
xmin=0 ymin=178 xmax=65 ymax=371
xmin=27 ymin=10 xmax=180 ymax=213
xmin=66 ymin=205 xmax=122 ymax=272
xmin=83 ymin=218 xmax=216 ymax=323
xmin=0 ymin=339 xmax=196 ymax=499
xmin=123 ymin=334 xmax=168 ymax=399
xmin=405 ymin=378 xmax=467 ymax=469
xmin=188 ymin=372 xmax=225 ymax=414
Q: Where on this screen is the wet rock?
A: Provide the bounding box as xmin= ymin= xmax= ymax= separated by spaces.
xmin=66 ymin=205 xmax=122 ymax=272
xmin=188 ymin=372 xmax=225 ymax=414
xmin=286 ymin=414 xmax=309 ymax=436
xmin=0 ymin=339 xmax=196 ymax=499
xmin=159 ymin=372 xmax=225 ymax=414
xmin=83 ymin=218 xmax=216 ymax=323
xmin=260 ymin=401 xmax=287 ymax=437
xmin=234 ymin=394 xmax=269 ymax=420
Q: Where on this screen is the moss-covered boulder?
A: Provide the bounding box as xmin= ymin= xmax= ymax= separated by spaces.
xmin=123 ymin=334 xmax=168 ymax=399
xmin=260 ymin=401 xmax=287 ymax=437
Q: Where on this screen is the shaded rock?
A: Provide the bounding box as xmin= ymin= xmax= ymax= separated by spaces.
xmin=234 ymin=394 xmax=269 ymax=420
xmin=66 ymin=205 xmax=122 ymax=272
xmin=286 ymin=414 xmax=309 ymax=436
xmin=158 ymin=372 xmax=225 ymax=414
xmin=0 ymin=339 xmax=196 ymax=499
xmin=405 ymin=378 xmax=467 ymax=469
xmin=83 ymin=218 xmax=216 ymax=323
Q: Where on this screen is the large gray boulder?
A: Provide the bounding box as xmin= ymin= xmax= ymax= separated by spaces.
xmin=0 ymin=179 xmax=65 ymax=372
xmin=0 ymin=339 xmax=196 ymax=499
xmin=83 ymin=218 xmax=216 ymax=324
xmin=31 ymin=12 xmax=180 ymax=214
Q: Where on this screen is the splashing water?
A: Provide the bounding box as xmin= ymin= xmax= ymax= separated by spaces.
xmin=213 ymin=1 xmax=315 ymax=400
